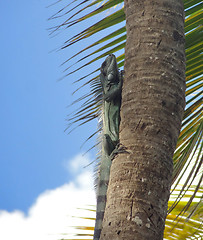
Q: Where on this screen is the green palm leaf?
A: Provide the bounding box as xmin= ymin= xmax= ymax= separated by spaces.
xmin=60 ymin=187 xmax=203 ymax=240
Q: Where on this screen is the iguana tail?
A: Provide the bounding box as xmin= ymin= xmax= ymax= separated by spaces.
xmin=93 ymin=152 xmax=112 ymax=240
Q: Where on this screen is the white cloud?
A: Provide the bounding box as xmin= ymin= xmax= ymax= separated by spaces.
xmin=63 ymin=153 xmax=95 ymax=189
xmin=0 ymin=154 xmax=96 ymax=240
xmin=67 ymin=154 xmax=92 ymax=173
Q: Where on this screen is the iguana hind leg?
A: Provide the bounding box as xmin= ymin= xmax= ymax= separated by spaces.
xmin=103 ymin=134 xmax=117 ymax=156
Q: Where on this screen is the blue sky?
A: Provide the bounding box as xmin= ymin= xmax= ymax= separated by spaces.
xmin=1 ymin=1 xmax=201 ymax=240
xmin=0 ymin=0 xmax=97 ymax=214
xmin=0 ymin=2 xmax=126 ymax=239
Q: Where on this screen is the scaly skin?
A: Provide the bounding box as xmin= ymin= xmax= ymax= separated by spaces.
xmin=94 ymin=54 xmax=123 ymax=240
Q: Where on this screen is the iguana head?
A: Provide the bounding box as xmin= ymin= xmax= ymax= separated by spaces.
xmin=101 ymin=54 xmax=119 ymax=82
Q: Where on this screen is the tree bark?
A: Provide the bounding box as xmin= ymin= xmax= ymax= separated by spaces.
xmin=100 ymin=0 xmax=185 ymax=239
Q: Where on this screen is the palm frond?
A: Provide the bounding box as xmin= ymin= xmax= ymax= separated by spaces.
xmin=164 ymin=186 xmax=203 ymax=240
xmin=61 ymin=187 xmax=203 ymax=240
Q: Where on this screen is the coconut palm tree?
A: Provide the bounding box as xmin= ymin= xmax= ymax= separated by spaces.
xmin=49 ymin=0 xmax=202 ymax=239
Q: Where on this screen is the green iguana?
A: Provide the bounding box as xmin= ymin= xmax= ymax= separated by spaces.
xmin=94 ymin=54 xmax=123 ymax=240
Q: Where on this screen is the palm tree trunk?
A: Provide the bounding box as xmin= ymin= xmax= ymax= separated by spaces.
xmin=100 ymin=0 xmax=185 ymax=239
